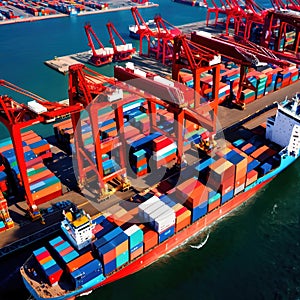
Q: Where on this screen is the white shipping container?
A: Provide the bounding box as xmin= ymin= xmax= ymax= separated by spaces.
xmin=134 ymin=68 xmax=147 ymax=78
xmin=138 ymin=196 xmax=161 ymax=215
xmin=153 ymin=143 xmax=177 ymax=160
xmin=153 ymin=75 xmax=174 ymax=87
xmin=154 ymin=214 xmax=176 ymax=233
xmin=27 ymin=100 xmax=47 ymax=114
xmin=234 ymin=183 xmax=245 ymax=195
xmin=125 ymin=62 xmax=134 ymax=70
xmin=124 ymin=224 xmax=141 ymax=237
xmin=148 ymin=204 xmax=170 ymax=221
xmin=143 ymin=201 xmax=166 ymax=221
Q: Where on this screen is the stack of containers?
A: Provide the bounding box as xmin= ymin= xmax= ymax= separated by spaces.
xmin=160 ymin=194 xmax=191 ymax=232
xmin=33 ymin=246 xmax=63 ymax=286
xmin=207 ymin=157 xmax=235 ymax=205
xmin=124 ymin=224 xmax=144 ymax=260
xmin=49 ymin=236 xmax=79 ymax=265
xmin=124 ymin=125 xmax=141 ymax=140
xmin=250 ymin=145 xmax=276 ymax=176
xmin=247 ymin=71 xmax=267 ymax=99
xmin=173 ymin=178 xmax=209 ymax=222
xmin=0 ymin=193 xmax=14 ymax=230
xmin=224 ymin=149 xmax=248 ymax=195
xmin=21 ymin=130 xmax=52 ymax=160
xmin=152 ymin=136 xmax=177 ymax=169
xmin=94 ymin=226 xmax=129 ymax=275
xmin=0 ymin=169 xmax=8 ymax=195
xmin=241 ymin=142 xmax=257 ymax=155
xmin=70 ymin=259 xmax=105 ymax=289
xmin=102 ymin=159 xmax=120 ymax=176
xmin=222 ymin=68 xmax=240 ymax=98
xmin=99 ymin=119 xmax=117 ymax=138
xmin=130 ymin=149 xmax=148 ymax=177
xmin=289 ymin=64 xmax=300 ymax=84
xmin=240 ymin=89 xmax=256 ymax=104
xmin=30 ymin=172 xmax=62 ymax=205
xmin=139 ymin=196 xmax=176 ymax=243
xmin=275 ymin=69 xmax=291 ymax=90
xmin=262 ymin=67 xmax=280 ymax=94
xmin=138 ymin=224 xmax=158 ymax=252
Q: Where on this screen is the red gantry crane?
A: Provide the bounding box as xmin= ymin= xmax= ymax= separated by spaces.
xmin=152 ymin=15 xmax=182 ymax=65
xmin=172 ymin=34 xmax=221 ymax=136
xmin=84 ymin=23 xmax=114 ymax=67
xmin=106 ymin=22 xmax=136 ymax=62
xmin=0 ymin=80 xmax=83 ymax=221
xmin=130 ymin=7 xmax=158 ymax=57
xmin=190 ymin=31 xmax=291 ymax=108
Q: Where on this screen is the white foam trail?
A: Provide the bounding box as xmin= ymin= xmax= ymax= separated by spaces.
xmin=190 ymin=232 xmax=210 ymax=249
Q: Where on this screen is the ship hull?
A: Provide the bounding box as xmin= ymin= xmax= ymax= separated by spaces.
xmin=22 ymin=167 xmax=286 ymax=300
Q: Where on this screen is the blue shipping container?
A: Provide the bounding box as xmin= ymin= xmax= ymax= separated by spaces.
xmin=221 ymin=190 xmax=234 ymax=204
xmin=191 ymin=202 xmax=208 ymax=223
xmin=159 ymin=226 xmax=175 ymax=243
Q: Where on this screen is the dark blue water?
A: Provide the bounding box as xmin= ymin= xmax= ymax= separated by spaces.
xmin=0 ymin=0 xmax=299 ymax=299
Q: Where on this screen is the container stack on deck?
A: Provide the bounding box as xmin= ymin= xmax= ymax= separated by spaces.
xmin=0 ymin=130 xmax=62 ymax=206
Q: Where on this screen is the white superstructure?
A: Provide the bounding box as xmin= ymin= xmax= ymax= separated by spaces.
xmin=61 ymin=207 xmax=95 ymax=250
xmin=266 ymin=94 xmax=300 ymax=155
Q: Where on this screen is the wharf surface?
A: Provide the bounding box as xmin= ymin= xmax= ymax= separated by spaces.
xmin=43 ymin=22 xmax=225 ymax=75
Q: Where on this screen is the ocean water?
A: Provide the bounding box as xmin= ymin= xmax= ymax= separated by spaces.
xmin=0 ymin=0 xmax=299 ymax=299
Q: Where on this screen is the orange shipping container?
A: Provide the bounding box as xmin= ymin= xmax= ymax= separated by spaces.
xmin=66 ymin=251 xmax=94 ymax=273
xmin=130 ymin=246 xmax=143 ymax=261
xmin=31 ymin=182 xmax=62 ymax=201
xmin=139 ymin=224 xmax=158 ymax=252
xmin=176 ymin=216 xmax=191 ymax=232
xmin=115 ymin=240 xmax=128 ymax=256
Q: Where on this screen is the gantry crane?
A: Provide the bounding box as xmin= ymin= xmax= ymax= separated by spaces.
xmin=106 ymin=22 xmax=136 ymax=62
xmin=130 ymin=7 xmax=158 ymax=58
xmin=190 ymin=31 xmax=290 ymax=108
xmin=172 ymin=34 xmax=221 ymax=117
xmin=260 ymin=9 xmax=300 ymax=64
xmin=152 ymin=15 xmax=181 ymax=65
xmin=0 ymin=80 xmax=83 ymax=221
xmin=84 ymin=23 xmax=114 ymax=67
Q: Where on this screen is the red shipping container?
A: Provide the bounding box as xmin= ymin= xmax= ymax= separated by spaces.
xmin=102 ymin=248 xmax=116 ymax=264
xmin=219 ymin=176 xmax=235 ymax=195
xmin=130 ymin=246 xmax=143 ymax=261
xmin=35 ymin=250 xmax=51 ymax=262
xmin=184 ymin=184 xmax=209 ymax=208
xmin=154 ymin=153 xmax=177 ymax=169
xmin=92 ymin=224 xmax=103 ymax=235
xmin=152 ymin=136 xmax=173 ymax=152
xmin=246 ymin=169 xmax=258 ymax=186
xmin=59 ymin=245 xmax=73 ymax=257
xmin=48 ymin=268 xmax=63 ymax=286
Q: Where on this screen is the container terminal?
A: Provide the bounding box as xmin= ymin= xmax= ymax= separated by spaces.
xmin=0 ymin=1 xmax=300 ymax=298
xmin=1 ymin=0 xmax=300 ymax=255
xmin=0 ymin=0 xmax=157 ymax=24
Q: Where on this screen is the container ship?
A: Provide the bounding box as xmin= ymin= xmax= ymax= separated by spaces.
xmin=20 ymin=83 xmax=300 ymax=299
